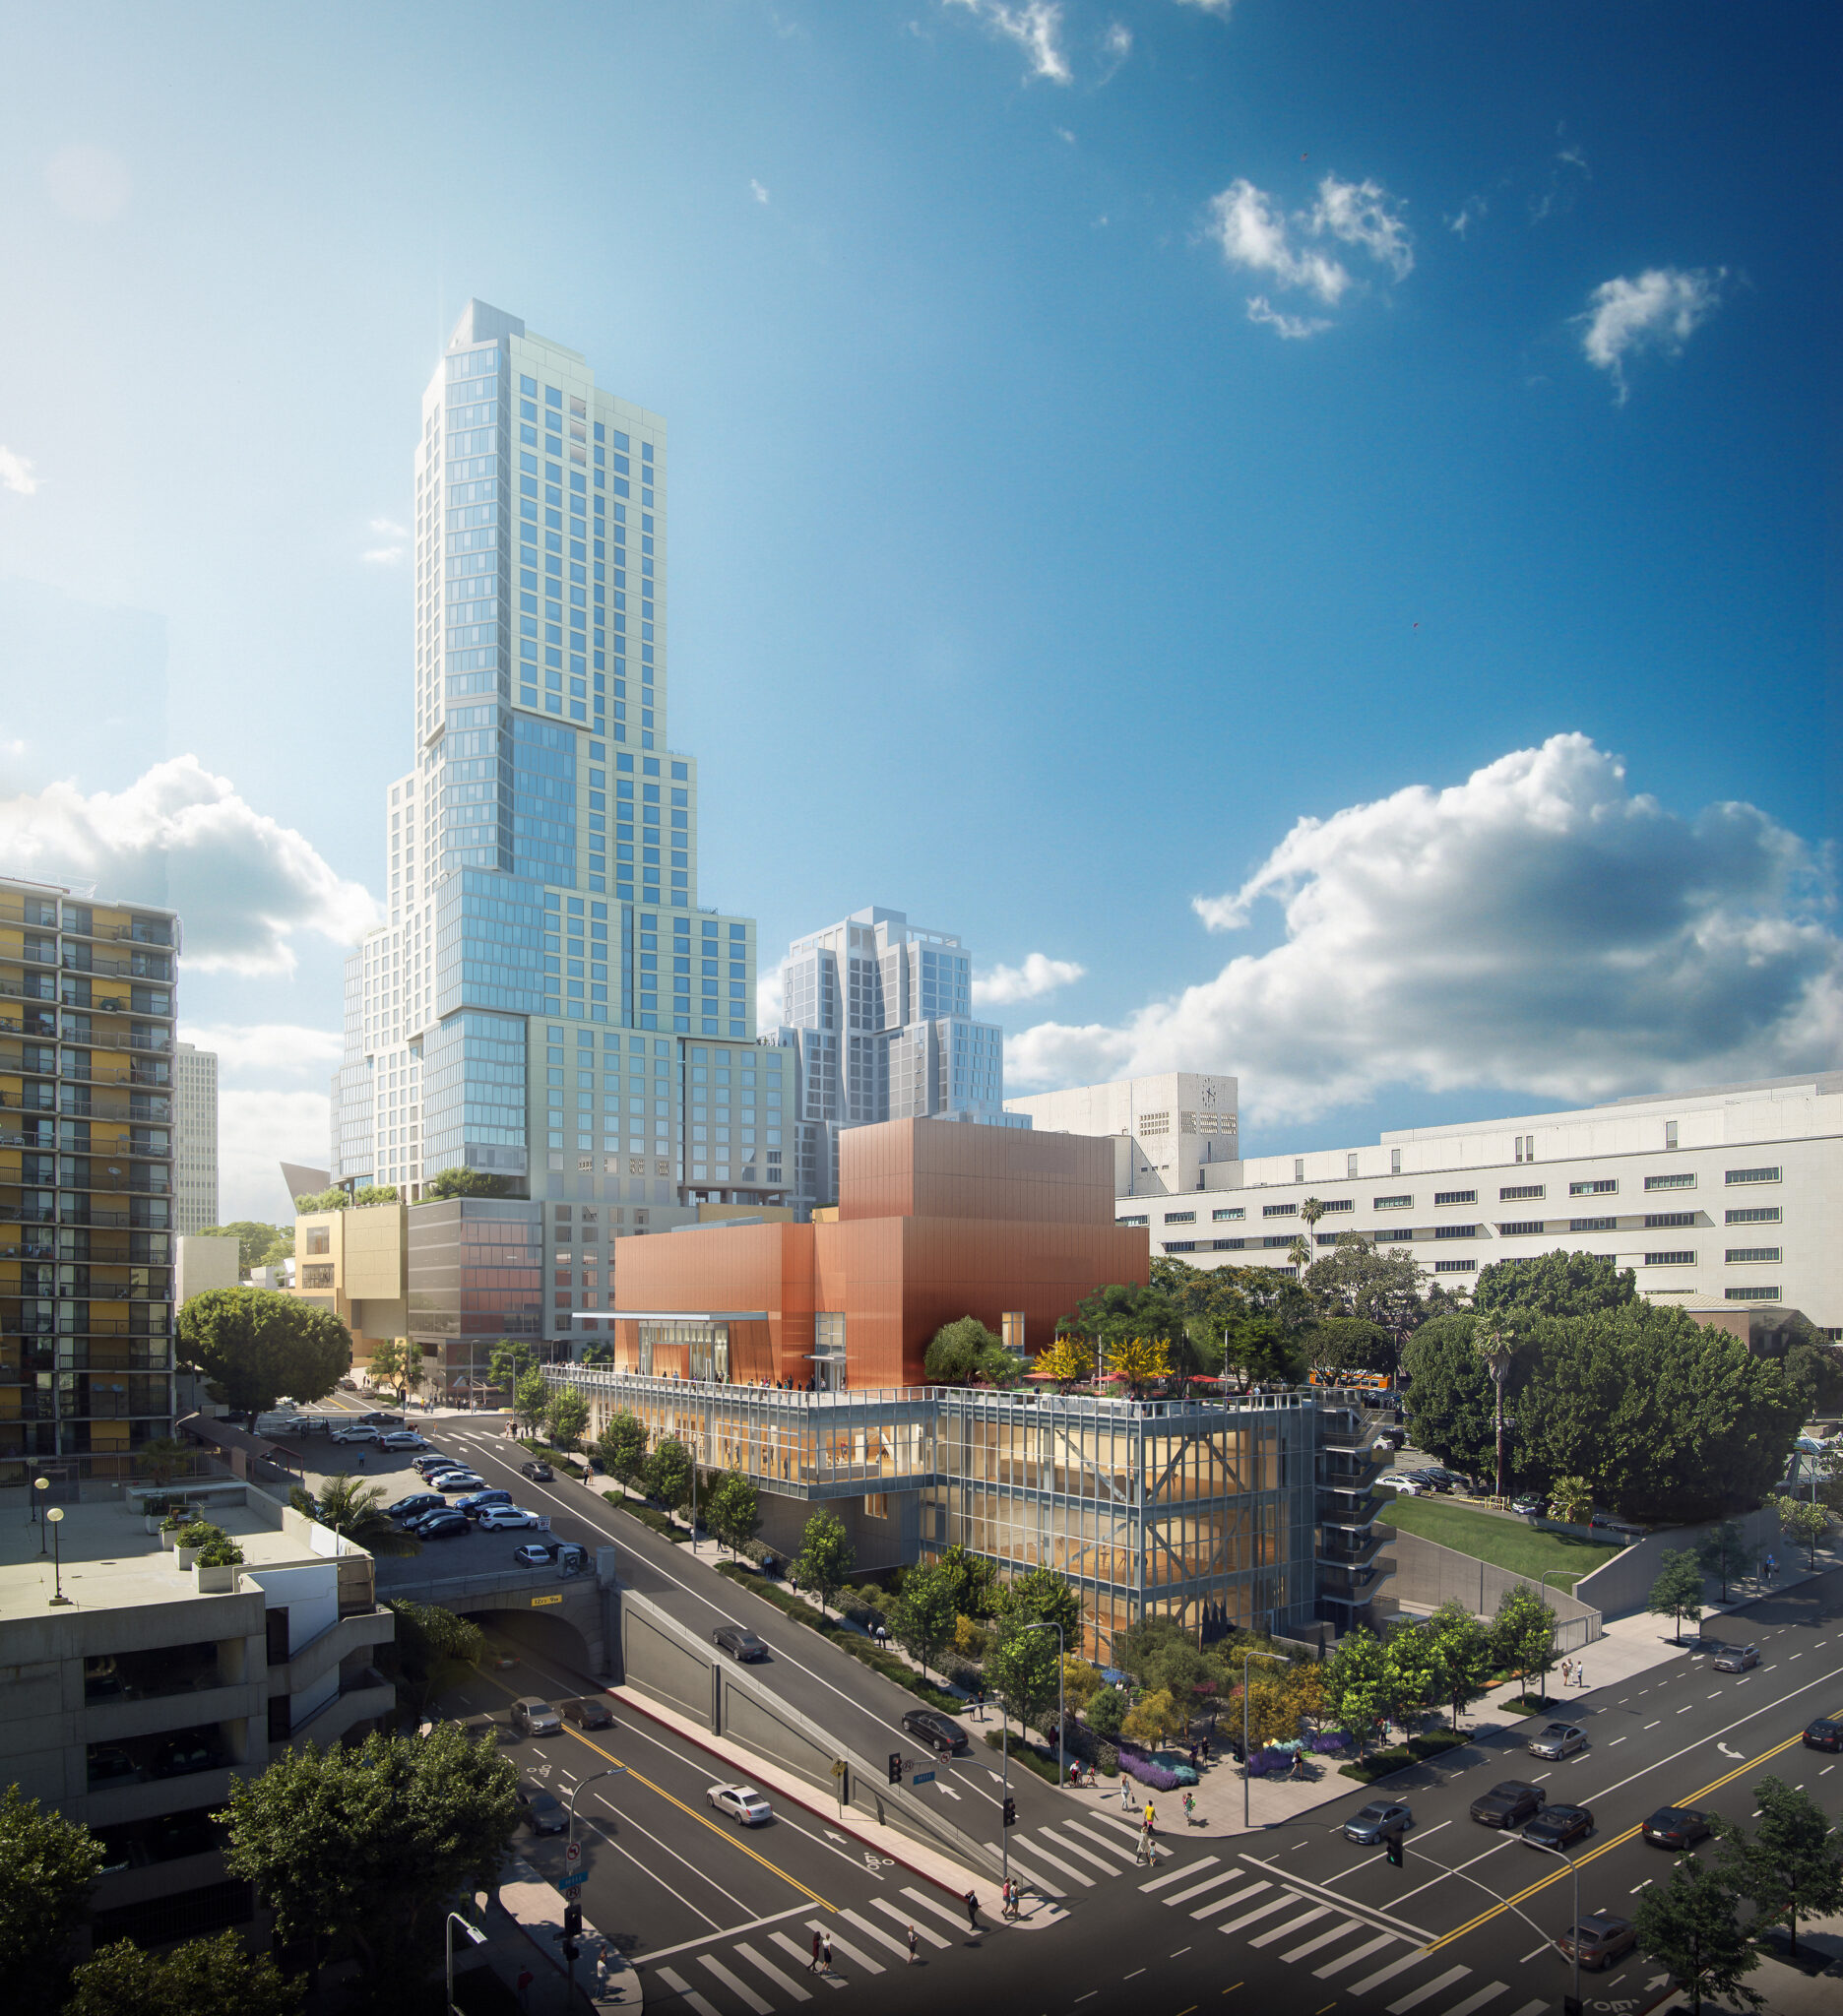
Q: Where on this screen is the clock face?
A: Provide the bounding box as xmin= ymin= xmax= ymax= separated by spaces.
xmin=1201 ymin=1084 xmax=1217 ymax=1110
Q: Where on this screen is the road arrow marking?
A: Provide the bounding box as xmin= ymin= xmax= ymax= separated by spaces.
xmin=1718 ymin=1742 xmax=1745 ymax=1759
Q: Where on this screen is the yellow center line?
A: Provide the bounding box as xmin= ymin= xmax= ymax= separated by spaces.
xmin=472 ymin=1666 xmax=836 ymax=1912
xmin=1422 ymin=1731 xmax=1806 ymax=1955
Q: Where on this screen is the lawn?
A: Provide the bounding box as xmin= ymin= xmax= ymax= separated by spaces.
xmin=1384 ymin=1498 xmax=1625 ymax=1589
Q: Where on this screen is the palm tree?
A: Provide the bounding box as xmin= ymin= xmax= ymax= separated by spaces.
xmin=137 ymin=1436 xmax=192 ymax=1491
xmin=297 ymin=1474 xmax=420 ymax=1555
xmin=1287 ymin=1233 xmax=1313 ymax=1278
xmin=1474 ymin=1320 xmax=1518 ymax=1500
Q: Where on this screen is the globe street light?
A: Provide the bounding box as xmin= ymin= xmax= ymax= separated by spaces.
xmin=47 ymin=1505 xmax=70 ymax=1606
xmin=34 ymin=1475 xmax=49 ymax=1551
xmin=445 ymin=1910 xmax=486 ymax=2015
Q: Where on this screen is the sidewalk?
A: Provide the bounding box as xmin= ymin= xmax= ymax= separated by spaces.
xmin=493 ymin=1858 xmax=642 ymax=2011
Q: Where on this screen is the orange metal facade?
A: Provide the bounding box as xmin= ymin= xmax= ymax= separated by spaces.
xmin=609 ymin=1117 xmax=1149 ymax=1386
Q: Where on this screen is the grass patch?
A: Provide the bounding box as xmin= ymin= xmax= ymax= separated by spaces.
xmin=714 ymin=1561 xmax=963 ymax=1714
xmin=1337 ymin=1727 xmax=1478 ymax=1783
xmin=983 ymin=1731 xmax=1063 ymax=1783
xmin=1385 ymin=1498 xmax=1623 ymax=1589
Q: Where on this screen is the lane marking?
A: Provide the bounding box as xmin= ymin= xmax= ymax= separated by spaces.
xmin=1238 ymin=1856 xmax=1434 ymax=1941
xmin=1142 ymin=1857 xmax=1217 ymax=1894
xmin=837 ymin=1907 xmax=916 ymax=1962
xmin=1347 ymin=1949 xmax=1430 ymax=1996
xmin=804 ymin=1918 xmax=884 ymax=1976
xmin=1248 ymin=1905 xmax=1330 ymax=1948
xmin=632 ymin=1906 xmax=812 ymax=1966
xmin=1192 ymin=1883 xmax=1275 ymax=1922
xmin=1444 ymin=1986 xmax=1510 ymax=2016
xmin=901 ymin=1885 xmax=984 ymax=1937
xmin=1282 ymin=1917 xmax=1364 ymax=1963
xmin=1161 ymin=1867 xmax=1248 ymax=1908
xmin=769 ymin=1930 xmax=846 ymax=1989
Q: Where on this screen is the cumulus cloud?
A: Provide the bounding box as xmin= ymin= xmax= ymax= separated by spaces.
xmin=1576 ymin=267 xmax=1725 ymax=405
xmin=0 ymin=447 xmax=38 ymax=496
xmin=757 ymin=966 xmax=786 ymax=1030
xmin=1207 ymin=172 xmax=1412 ymax=335
xmin=1007 ymin=734 xmax=1841 ymax=1124
xmin=1101 ymin=21 xmax=1132 ymax=72
xmin=362 ymin=516 xmax=407 ymax=564
xmin=221 ymin=1087 xmax=333 ymax=1222
xmin=44 ymin=144 xmax=131 ymax=222
xmin=1447 ymin=195 xmax=1488 ymax=239
xmin=0 ymin=755 xmax=380 ymax=976
xmin=180 ymin=1022 xmax=345 ymax=1081
xmin=943 ymin=0 xmax=1072 ymax=85
xmin=974 ymin=953 xmax=1087 ymax=1008
xmin=750 ymin=178 xmax=770 ymax=204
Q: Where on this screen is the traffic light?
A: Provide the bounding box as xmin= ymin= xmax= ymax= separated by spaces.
xmin=562 ymin=1938 xmax=581 ymax=1964
xmin=1002 ymin=1796 xmax=1017 ymax=1829
xmin=1385 ymin=1830 xmax=1405 ymax=1868
xmin=563 ymin=1902 xmax=583 ymax=1938
xmin=888 ymin=1751 xmax=903 ymax=1785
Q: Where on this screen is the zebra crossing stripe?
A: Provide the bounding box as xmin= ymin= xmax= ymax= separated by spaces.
xmin=1016 ymin=1838 xmax=1096 ymax=1888
xmin=1279 ymin=1918 xmax=1363 ymax=1964
xmin=698 ymin=1954 xmax=773 ymax=2014
xmin=1062 ymin=1819 xmax=1142 ymax=1863
xmin=1215 ymin=1893 xmax=1303 ymax=1936
xmin=1191 ymin=1882 xmax=1273 ymax=1921
xmin=768 ymin=1931 xmax=846 ymax=1988
xmin=731 ymin=1941 xmax=812 ymax=2001
xmin=870 ymin=1897 xmax=949 ymax=1948
xmin=1248 ymin=1905 xmax=1330 ymax=1949
xmin=654 ymin=1968 xmax=723 ymax=2016
xmin=838 ymin=1910 xmax=916 ymax=1964
xmin=1440 ymin=1984 xmax=1510 ymax=2016
xmin=1386 ymin=1965 xmax=1474 ymax=2013
xmin=1141 ymin=1856 xmax=1217 ymax=1894
xmin=804 ymin=1919 xmax=886 ymax=1976
xmin=997 ymin=1854 xmax=1064 ymax=1900
xmin=1162 ymin=1867 xmax=1246 ymax=1908
xmin=1035 ymin=1828 xmax=1119 ymax=1876
xmin=1346 ymin=1949 xmax=1431 ymax=1997
xmin=900 ymin=1886 xmax=978 ymax=1936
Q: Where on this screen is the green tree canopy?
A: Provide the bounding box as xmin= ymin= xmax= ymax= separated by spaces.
xmin=886 ymin=1558 xmax=958 ymax=1680
xmin=1304 ymin=1240 xmax=1430 ymax=1335
xmin=218 ymin=1725 xmax=517 ymax=2005
xmin=792 ymin=1508 xmax=855 ymax=1616
xmin=995 ymin=1565 xmax=1083 ymax=1644
xmin=384 ymin=1599 xmax=485 ymax=1717
xmin=922 ymin=1316 xmax=1019 ymax=1386
xmin=489 ymin=1339 xmax=539 ymax=1389
xmin=1321 ymin=1626 xmax=1388 ymax=1756
xmin=595 ymin=1409 xmax=649 ymax=1489
xmin=707 ymin=1472 xmax=761 ymax=1556
xmin=1473 ymin=1248 xmax=1636 ymax=1319
xmin=647 ymin=1435 xmax=693 ymax=1511
xmin=1696 ymin=1521 xmax=1749 ymax=1606
xmin=1632 ymin=1856 xmax=1761 ymax=2015
xmin=1715 ymin=1775 xmax=1843 ymax=1958
xmin=200 ymin=1221 xmax=293 ymax=1273
xmin=1784 ymin=1337 xmax=1843 ymax=1416
xmin=1427 ymin=1601 xmax=1494 ymax=1729
xmin=1380 ymin=1619 xmax=1441 ymax=1739
xmin=62 ymin=1931 xmax=303 ymax=2016
xmin=930 ymin=1542 xmax=1000 ymax=1621
xmin=986 ymin=1610 xmax=1064 ymax=1735
xmin=1399 ymin=1314 xmax=1500 ymax=1480
xmin=176 ymin=1287 xmax=350 ymax=1416
xmin=1768 ymin=1493 xmax=1831 ymax=1569
xmin=365 ymin=1337 xmax=420 ymax=1404
xmin=545 ymin=1387 xmax=590 ymax=1449
xmin=1492 ymin=1585 xmax=1557 ymax=1700
xmin=422 ymin=1166 xmax=515 ymax=1199
xmin=1303 ymin=1316 xmax=1395 ymax=1378
xmin=0 ymin=1785 xmax=104 ymax=2016
xmin=291 ymin=1476 xmax=419 ymax=1556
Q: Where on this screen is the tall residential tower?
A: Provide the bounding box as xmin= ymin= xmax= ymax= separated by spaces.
xmin=172 ymin=1040 xmax=219 ymax=1233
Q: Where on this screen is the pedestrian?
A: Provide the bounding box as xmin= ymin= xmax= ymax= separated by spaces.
xmin=907 ymin=1923 xmax=919 ymax=1965
xmin=964 ymin=1888 xmax=980 ymax=1931
xmin=822 ymin=1931 xmax=833 ymax=1975
xmin=1200 ymin=1734 xmax=1211 ymax=1766
xmin=809 ymin=1930 xmax=822 ymax=1974
xmin=1183 ymin=1791 xmax=1196 ymax=1827
xmin=1575 ymin=1662 xmax=1587 ymax=1689
xmin=1134 ymin=1819 xmax=1152 ymax=1867
xmin=1188 ymin=1742 xmax=1198 ymax=1772
xmin=1559 ymin=1657 xmax=1572 ymax=1687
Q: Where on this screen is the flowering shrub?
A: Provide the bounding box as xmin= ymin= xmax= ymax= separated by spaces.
xmin=1116 ymin=1746 xmax=1180 ymax=1793
xmin=1312 ymin=1731 xmax=1352 ymax=1754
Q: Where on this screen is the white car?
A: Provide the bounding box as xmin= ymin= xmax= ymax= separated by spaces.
xmin=330 ymin=1424 xmax=380 ymax=1443
xmin=380 ymin=1431 xmax=430 ymax=1451
xmin=707 ymin=1784 xmax=772 ymax=1827
xmin=477 ymin=1505 xmax=541 ymax=1531
xmin=1377 ymin=1474 xmax=1424 ymax=1496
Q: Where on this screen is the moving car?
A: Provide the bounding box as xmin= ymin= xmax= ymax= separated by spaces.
xmin=330 ymin=1424 xmax=379 ymax=1443
xmin=1470 ymin=1781 xmax=1546 ymax=1828
xmin=510 ymin=1697 xmax=563 ymax=1737
xmin=707 ymin=1784 xmax=773 ymax=1826
xmin=1526 ymin=1722 xmax=1588 ymax=1761
xmin=1523 ymin=1803 xmax=1594 ymax=1850
xmin=714 ymin=1623 xmax=768 ymax=1662
xmin=454 ymin=1489 xmax=515 ymax=1517
xmin=564 ymin=1696 xmax=615 ymax=1731
xmin=1642 ymin=1806 xmax=1712 ymax=1850
xmin=516 ymin=1787 xmax=567 ymax=1835
xmin=380 ymin=1431 xmax=430 ymax=1451
xmin=388 ymin=1492 xmax=447 ymax=1522
xmin=1803 ymin=1716 xmax=1843 ymax=1752
xmin=514 ymin=1541 xmax=591 ymax=1570
xmin=1343 ymin=1799 xmax=1414 ymax=1846
xmin=477 ymin=1505 xmax=541 ymax=1531
xmin=1557 ymin=1913 xmax=1638 ymax=1972
xmin=520 ymin=1459 xmax=554 ymax=1481
xmin=1711 ymin=1643 xmax=1759 ymax=1672
xmin=358 ymin=1412 xmax=404 ymax=1426
xmin=901 ymin=1707 xmax=969 ymax=1755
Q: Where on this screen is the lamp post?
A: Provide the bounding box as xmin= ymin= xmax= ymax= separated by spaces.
xmin=445 ymin=1911 xmax=486 ymax=2015
xmin=1241 ymin=1647 xmax=1290 ymax=1829
xmin=34 ymin=1475 xmax=49 ymax=1550
xmin=1476 ymin=1324 xmax=1516 ymax=1502
xmin=1023 ymin=1620 xmax=1066 ymax=1786
xmin=564 ymin=1765 xmax=627 ymax=2006
xmin=46 ymin=1505 xmax=70 ymax=1605
xmin=1525 ymin=1837 xmax=1583 ymax=2016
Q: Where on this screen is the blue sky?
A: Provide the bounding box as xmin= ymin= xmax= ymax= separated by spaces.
xmin=1 ymin=1 xmax=1835 ymax=1216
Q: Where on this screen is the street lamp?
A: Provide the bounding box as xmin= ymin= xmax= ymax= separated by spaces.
xmin=1023 ymin=1620 xmax=1066 ymax=1787
xmin=1241 ymin=1647 xmax=1290 ymax=1829
xmin=34 ymin=1475 xmax=49 ymax=1550
xmin=445 ymin=1911 xmax=486 ymax=2015
xmin=46 ymin=1505 xmax=70 ymax=1606
xmin=564 ymin=1765 xmax=627 ymax=2006
xmin=1525 ymin=1837 xmax=1584 ymax=2016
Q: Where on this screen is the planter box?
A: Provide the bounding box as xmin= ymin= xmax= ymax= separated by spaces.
xmin=176 ymin=1546 xmax=199 ymax=1570
xmin=194 ymin=1562 xmax=239 ymax=1594
xmin=159 ymin=1529 xmax=178 ymax=1551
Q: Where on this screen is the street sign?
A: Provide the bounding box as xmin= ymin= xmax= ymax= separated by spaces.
xmin=829 ymin=1758 xmax=849 ymax=1779
xmin=532 ymin=1594 xmax=562 ymax=1608
xmin=557 ymin=1871 xmax=588 ymax=1892
xmin=912 ymin=1769 xmax=935 ymax=1786
xmin=565 ymin=1840 xmax=582 ymax=1864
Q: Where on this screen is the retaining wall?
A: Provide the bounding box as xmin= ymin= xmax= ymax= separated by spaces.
xmin=1388 ymin=1530 xmax=1601 ymax=1652
xmin=1571 ymin=1505 xmax=1784 ymax=1621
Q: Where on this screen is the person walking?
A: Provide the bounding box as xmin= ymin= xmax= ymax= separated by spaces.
xmin=809 ymin=1930 xmax=822 ymax=1974
xmin=964 ymin=1889 xmax=980 ymax=1931
xmin=907 ymin=1923 xmax=920 ymax=1965
xmin=822 ymin=1931 xmax=833 ymax=1976
xmin=1559 ymin=1657 xmax=1572 ymax=1687
xmin=1183 ymin=1791 xmax=1196 ymax=1827
xmin=1134 ymin=1818 xmax=1153 ymax=1867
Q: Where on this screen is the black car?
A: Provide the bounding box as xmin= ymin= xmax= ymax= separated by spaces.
xmin=901 ymin=1708 xmax=969 ymax=1755
xmin=389 ymin=1492 xmax=447 ymax=1521
xmin=564 ymin=1696 xmax=616 ymax=1730
xmin=1643 ymin=1806 xmax=1712 ymax=1850
xmin=359 ymin=1412 xmax=404 ymax=1426
xmin=520 ymin=1460 xmax=554 ymax=1482
xmin=1803 ymin=1716 xmax=1843 ymax=1752
xmin=1420 ymin=1467 xmax=1470 ymax=1493
xmin=714 ymin=1623 xmax=768 ymax=1662
xmin=1470 ymin=1781 xmax=1546 ymax=1828
xmin=413 ymin=1510 xmax=471 ymax=1539
xmin=516 ymin=1788 xmax=567 ymax=1836
xmin=1522 ymin=1803 xmax=1594 ymax=1850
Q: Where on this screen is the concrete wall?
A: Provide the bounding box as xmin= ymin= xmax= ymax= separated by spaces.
xmin=1388 ymin=1530 xmax=1601 ymax=1652
xmin=1571 ymin=1505 xmax=1784 ymax=1621
xmin=175 ymin=1234 xmax=239 ymax=1304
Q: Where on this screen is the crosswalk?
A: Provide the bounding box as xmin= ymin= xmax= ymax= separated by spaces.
xmin=1141 ymin=1854 xmax=1552 ymax=2016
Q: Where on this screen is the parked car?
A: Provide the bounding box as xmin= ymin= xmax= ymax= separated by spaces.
xmin=414 ymin=1454 xmax=460 ymax=1477
xmin=1711 ymin=1644 xmax=1759 ymax=1673
xmin=901 ymin=1708 xmax=969 ymax=1755
xmin=1418 ymin=1467 xmax=1468 ymax=1493
xmin=714 ymin=1623 xmax=768 ymax=1662
xmin=477 ymin=1505 xmax=541 ymax=1531
xmin=1377 ymin=1475 xmax=1426 ymax=1496
xmin=707 ymin=1784 xmax=773 ymax=1826
xmin=1523 ymin=1803 xmax=1594 ymax=1850
xmin=1557 ymin=1913 xmax=1638 ymax=1972
xmin=510 ymin=1697 xmax=563 ymax=1737
xmin=454 ymin=1489 xmax=515 ymax=1517
xmin=514 ymin=1540 xmax=591 ymax=1570
xmin=1802 ymin=1716 xmax=1843 ymax=1752
xmin=1509 ymin=1493 xmax=1545 ymax=1517
xmin=88 ymin=1747 xmax=140 ymax=1786
xmin=520 ymin=1460 xmax=554 ymax=1481
xmin=380 ymin=1431 xmax=429 ymax=1451
xmin=412 ymin=1510 xmax=470 ymax=1539
xmin=516 ymin=1787 xmax=567 ymax=1835
xmin=1526 ymin=1722 xmax=1588 ymax=1761
xmin=331 ymin=1424 xmax=380 ymax=1444
xmin=432 ymin=1472 xmax=486 ymax=1494
xmin=1470 ymin=1781 xmax=1546 ymax=1828
xmin=1343 ymin=1799 xmax=1414 ymax=1846
xmin=1642 ymin=1806 xmax=1712 ymax=1850
xmin=564 ymin=1696 xmax=615 ymax=1731
xmin=1373 ymin=1425 xmax=1407 ymax=1450
xmin=388 ymin=1492 xmax=447 ymax=1521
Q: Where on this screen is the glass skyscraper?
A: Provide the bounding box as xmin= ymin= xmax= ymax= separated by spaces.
xmin=330 ymin=302 xmax=768 ymax=1346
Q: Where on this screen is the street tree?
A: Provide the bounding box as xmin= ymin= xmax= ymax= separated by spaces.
xmin=887 ymin=1558 xmax=958 ymax=1680
xmin=1646 ymin=1548 xmax=1708 ymax=1644
xmin=218 ymin=1724 xmax=517 ymax=2008
xmin=1768 ymin=1493 xmax=1831 ymax=1570
xmin=1303 ymin=1316 xmax=1394 ymax=1379
xmin=1105 ymin=1334 xmax=1171 ymax=1399
xmin=383 ymin=1599 xmax=484 ymax=1717
xmin=513 ymin=1369 xmax=549 ymax=1435
xmin=1696 ymin=1520 xmax=1750 ymax=1605
xmin=292 ymin=1476 xmax=419 ymax=1556
xmin=922 ymin=1316 xmax=1017 ymax=1386
xmin=1715 ymin=1776 xmax=1843 ymax=1959
xmin=545 ymin=1387 xmax=590 ymax=1449
xmin=792 ymin=1508 xmax=855 ymax=1616
xmin=995 ymin=1565 xmax=1084 ymax=1644
xmin=1546 ymin=1474 xmax=1594 ymax=1526
xmin=931 ymin=1542 xmax=1000 ymax=1621
xmin=1380 ymin=1620 xmax=1441 ymax=1740
xmin=62 ymin=1931 xmax=302 ymax=2016
xmin=647 ymin=1436 xmax=693 ymax=1513
xmin=1492 ymin=1585 xmax=1557 ymax=1703
xmin=1427 ymin=1601 xmax=1494 ymax=1730
xmin=707 ymin=1471 xmax=761 ymax=1557
xmin=1473 ymin=1249 xmax=1636 ymax=1319
xmin=201 ymin=1221 xmax=293 ymax=1273
xmin=595 ymin=1409 xmax=649 ymax=1489
xmin=1631 ymin=1855 xmax=1761 ymax=2015
xmin=1321 ymin=1626 xmax=1389 ymax=1757
xmin=488 ymin=1338 xmax=538 ymax=1390
xmin=1034 ymin=1334 xmax=1092 ymax=1390
xmin=1087 ymin=1685 xmax=1127 ymax=1740
xmin=1118 ymin=1683 xmax=1184 ymax=1750
xmin=365 ymin=1337 xmax=419 ymax=1405
xmin=176 ymin=1287 xmax=350 ymax=1417
xmin=0 ymin=1785 xmax=104 ymax=2016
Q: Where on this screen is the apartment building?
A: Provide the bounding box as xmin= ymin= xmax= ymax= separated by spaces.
xmin=171 ymin=1042 xmax=219 ymax=1235
xmin=1 ymin=875 xmax=179 ymax=1479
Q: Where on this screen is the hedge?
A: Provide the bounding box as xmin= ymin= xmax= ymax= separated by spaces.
xmin=983 ymin=1731 xmax=1064 ymax=1784
xmin=607 ymin=1495 xmax=690 ymax=1544
xmin=1338 ymin=1727 xmax=1477 ymax=1783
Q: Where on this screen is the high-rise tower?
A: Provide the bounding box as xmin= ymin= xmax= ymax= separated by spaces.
xmin=330 ymin=304 xmax=772 ymax=1375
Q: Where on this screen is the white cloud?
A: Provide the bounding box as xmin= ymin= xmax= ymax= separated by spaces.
xmin=1310 ymin=174 xmax=1413 ymax=280
xmin=974 ymin=953 xmax=1087 ymax=1008
xmin=0 ymin=755 xmax=380 ymax=976
xmin=180 ymin=1022 xmax=345 ymax=1081
xmin=1102 ymin=22 xmax=1132 ymax=66
xmin=1207 ymin=179 xmax=1352 ymax=305
xmin=369 ymin=518 xmax=406 ymax=536
xmin=1575 ymin=266 xmax=1725 ymax=406
xmin=1448 ymin=195 xmax=1488 ymax=239
xmin=44 ymin=144 xmax=131 ymax=222
xmin=757 ymin=966 xmax=786 ymax=1030
xmin=1245 ymin=296 xmax=1332 ymax=341
xmin=361 ymin=546 xmax=404 ymax=564
xmin=1007 ymin=734 xmax=1841 ymax=1125
xmin=750 ymin=178 xmax=770 ymax=204
xmin=221 ymin=1087 xmax=332 ymax=1222
xmin=362 ymin=516 xmax=407 ymax=564
xmin=0 ymin=447 xmax=38 ymax=496
xmin=1173 ymin=0 xmax=1236 ymax=14
xmin=944 ymin=0 xmax=1072 ymax=85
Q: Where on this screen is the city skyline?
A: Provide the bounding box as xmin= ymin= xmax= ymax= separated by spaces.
xmin=0 ymin=3 xmax=1835 ymax=1218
